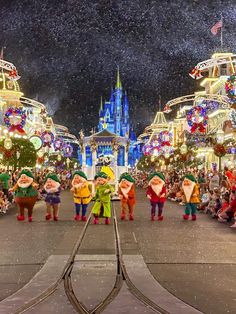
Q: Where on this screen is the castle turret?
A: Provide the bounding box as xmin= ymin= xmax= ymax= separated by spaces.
xmin=114 ymin=67 xmax=123 ymax=135
xmin=122 ymin=90 xmax=129 ymax=137
xmin=98 ymin=96 xmax=104 ymax=131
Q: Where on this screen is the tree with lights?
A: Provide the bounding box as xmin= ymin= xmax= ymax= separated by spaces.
xmin=0 ymin=138 xmax=37 ymax=169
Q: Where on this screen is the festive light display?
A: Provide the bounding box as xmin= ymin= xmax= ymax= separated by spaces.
xmin=4 ymin=107 xmax=27 ymax=134
xmin=187 ymin=105 xmax=208 ymax=133
xmin=225 ymin=75 xmax=236 ymax=108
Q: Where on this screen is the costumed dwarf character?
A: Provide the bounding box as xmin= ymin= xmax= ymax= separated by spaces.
xmin=70 ymin=170 xmax=91 ymax=221
xmin=92 ymin=172 xmax=114 ymax=225
xmin=11 ymin=170 xmax=38 ymax=222
xmin=182 ymin=174 xmax=200 ymax=221
xmin=43 ymin=174 xmax=61 ymax=221
xmin=118 ymin=173 xmax=136 ymax=221
xmin=146 ymin=172 xmax=166 ymax=221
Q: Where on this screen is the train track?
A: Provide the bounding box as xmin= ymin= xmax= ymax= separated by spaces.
xmin=16 ymin=202 xmax=170 ymax=314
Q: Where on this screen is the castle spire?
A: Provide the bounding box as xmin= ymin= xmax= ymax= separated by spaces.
xmin=116 ymin=66 xmax=122 ymax=89
xmin=99 ymin=96 xmax=103 ymax=111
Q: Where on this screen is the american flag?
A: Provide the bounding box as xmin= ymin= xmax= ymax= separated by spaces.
xmin=211 ymin=20 xmax=222 ymax=35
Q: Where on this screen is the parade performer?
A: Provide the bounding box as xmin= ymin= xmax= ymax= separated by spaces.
xmin=146 ymin=172 xmax=166 ymax=221
xmin=118 ymin=172 xmax=136 ymax=220
xmin=43 ymin=173 xmax=61 ymax=221
xmin=11 ymin=169 xmax=38 ymax=222
xmin=182 ymin=174 xmax=200 ymax=221
xmin=92 ymin=172 xmax=114 ymax=225
xmin=70 ymin=170 xmax=92 ymax=221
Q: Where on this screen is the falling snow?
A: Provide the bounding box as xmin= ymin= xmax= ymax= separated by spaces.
xmin=0 ymin=0 xmax=235 ymax=135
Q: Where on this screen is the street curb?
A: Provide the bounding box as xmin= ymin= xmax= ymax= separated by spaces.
xmin=0 ymin=255 xmax=69 ymax=314
xmin=123 ymin=255 xmax=203 ymax=314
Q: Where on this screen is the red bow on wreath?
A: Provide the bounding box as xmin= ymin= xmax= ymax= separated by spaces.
xmin=43 ymin=142 xmax=51 ymax=148
xmin=8 ymin=125 xmax=26 ymax=134
xmin=161 ymin=141 xmax=171 ymax=146
xmin=191 ymin=122 xmax=206 ymax=133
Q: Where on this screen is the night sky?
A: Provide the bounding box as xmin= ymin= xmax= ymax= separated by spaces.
xmin=0 ymin=0 xmax=235 ymax=136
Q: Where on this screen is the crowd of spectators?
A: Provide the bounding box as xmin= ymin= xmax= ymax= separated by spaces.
xmin=130 ymin=166 xmax=236 ymax=228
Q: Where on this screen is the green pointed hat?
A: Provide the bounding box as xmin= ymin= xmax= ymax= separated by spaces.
xmin=119 ymin=172 xmax=135 ymax=183
xmin=19 ymin=169 xmax=34 ymax=179
xmin=148 ymin=172 xmax=165 ymax=183
xmin=94 ymin=171 xmax=108 ymax=180
xmin=184 ymin=174 xmax=196 ymax=183
xmin=73 ymin=170 xmax=87 ymax=180
xmin=45 ymin=173 xmax=61 ymax=183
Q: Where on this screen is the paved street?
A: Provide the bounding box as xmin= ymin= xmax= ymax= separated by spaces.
xmin=0 ymin=189 xmax=235 ymax=314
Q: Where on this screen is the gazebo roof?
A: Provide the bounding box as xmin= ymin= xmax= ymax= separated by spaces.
xmin=83 ymin=129 xmax=128 ymax=145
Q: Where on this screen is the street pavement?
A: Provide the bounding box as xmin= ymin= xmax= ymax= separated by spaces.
xmin=0 ymin=189 xmax=235 ymax=314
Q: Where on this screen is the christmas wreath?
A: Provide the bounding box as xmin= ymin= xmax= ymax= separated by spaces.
xmin=158 ymin=131 xmax=172 ymax=146
xmin=54 ymin=137 xmax=64 ymax=151
xmin=213 ymin=143 xmax=227 ymax=157
xmin=41 ymin=131 xmax=54 ymax=147
xmin=187 ymin=105 xmax=208 ymax=133
xmin=63 ymin=143 xmax=73 ymax=157
xmin=4 ymin=107 xmax=27 ymax=134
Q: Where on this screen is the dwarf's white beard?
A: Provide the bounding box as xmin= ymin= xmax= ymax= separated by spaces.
xmin=73 ymin=183 xmax=84 ymax=189
xmin=119 ymin=182 xmax=133 ymax=198
xmin=182 ymin=182 xmax=195 ymax=202
xmin=151 ymin=183 xmax=163 ymax=197
xmin=18 ymin=182 xmax=32 ymax=188
xmin=44 ymin=182 xmax=60 ymax=193
xmin=18 ymin=179 xmax=33 ymax=189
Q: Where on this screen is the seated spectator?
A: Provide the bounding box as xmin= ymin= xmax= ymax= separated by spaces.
xmin=198 ymin=188 xmax=209 ymax=211
xmin=218 ymin=189 xmax=236 ymax=223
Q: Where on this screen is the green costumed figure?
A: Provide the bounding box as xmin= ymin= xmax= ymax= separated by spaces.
xmin=92 ymin=172 xmax=114 ymax=225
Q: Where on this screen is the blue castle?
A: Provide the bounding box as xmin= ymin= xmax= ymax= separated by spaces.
xmin=98 ymin=68 xmax=130 ymax=137
xmin=77 ymin=69 xmax=142 ymax=173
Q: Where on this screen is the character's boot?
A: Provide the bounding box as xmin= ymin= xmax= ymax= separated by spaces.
xmin=53 ymin=216 xmax=58 ymax=221
xmin=151 ymin=214 xmax=155 ymax=221
xmin=74 ymin=214 xmax=80 ymax=221
xmin=17 ymin=215 xmax=25 ymax=221
xmin=94 ymin=217 xmax=99 ymax=225
xmin=120 ymin=213 xmax=125 ymax=220
xmin=129 ymin=214 xmax=134 ymax=221
xmin=45 ymin=213 xmax=51 ymax=220
xmin=82 ymin=216 xmax=87 ymax=222
xmin=157 ymin=215 xmax=164 ymax=221
xmin=28 ymin=216 xmax=33 ymax=222
xmin=183 ymin=214 xmax=189 ymax=220
xmin=230 ymin=222 xmax=236 ymax=228
xmin=191 ymin=214 xmax=197 ymax=221
xmin=105 ymin=217 xmax=110 ymax=225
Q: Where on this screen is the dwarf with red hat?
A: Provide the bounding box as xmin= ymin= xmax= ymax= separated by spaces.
xmin=146 ymin=172 xmax=166 ymax=221
xmin=11 ymin=169 xmax=38 ymax=222
xmin=182 ymin=174 xmax=200 ymax=221
xmin=118 ymin=173 xmax=136 ymax=221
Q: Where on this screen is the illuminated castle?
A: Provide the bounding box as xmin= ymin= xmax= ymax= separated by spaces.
xmin=98 ymin=68 xmax=130 ymax=138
